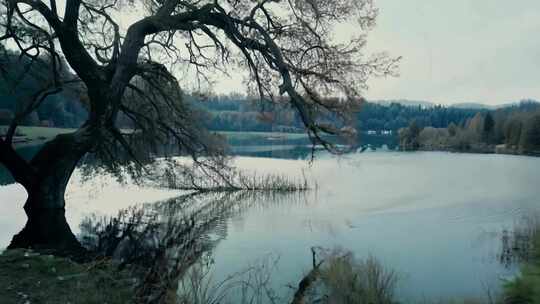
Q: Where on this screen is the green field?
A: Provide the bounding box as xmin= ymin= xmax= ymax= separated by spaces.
xmin=0 ymin=126 xmax=75 ymax=147
xmin=215 ymin=130 xmax=312 ymax=147
xmin=0 ymin=126 xmax=310 ymax=148
xmin=215 ymin=131 xmax=308 ymax=140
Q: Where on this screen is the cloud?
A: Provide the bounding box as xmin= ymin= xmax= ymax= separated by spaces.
xmin=361 ymin=0 xmax=540 ymax=105
xmin=212 ymin=0 xmax=540 ymax=105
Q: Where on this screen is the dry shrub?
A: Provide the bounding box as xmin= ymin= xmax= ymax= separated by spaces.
xmin=177 ymin=254 xmax=281 ymax=304
xmin=310 ymin=248 xmax=398 ymax=304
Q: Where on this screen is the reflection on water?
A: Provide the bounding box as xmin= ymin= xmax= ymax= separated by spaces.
xmin=78 ymin=191 xmax=306 ymax=303
xmin=0 ymin=145 xmax=43 ymax=185
xmin=231 ymin=136 xmax=398 ymax=159
xmin=1 ymin=152 xmax=540 ymax=301
xmin=498 ymin=215 xmax=540 ymax=269
xmin=208 ymin=153 xmax=540 ymax=302
xmin=79 ymin=191 xmax=299 ymax=264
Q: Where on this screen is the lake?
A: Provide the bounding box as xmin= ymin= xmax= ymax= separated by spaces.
xmin=1 ymin=151 xmax=539 ymax=301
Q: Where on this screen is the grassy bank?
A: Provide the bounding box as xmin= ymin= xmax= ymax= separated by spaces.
xmin=0 ymin=249 xmax=134 ymax=304
xmin=0 ymin=126 xmax=310 ymax=147
xmin=2 ymin=241 xmax=539 ymax=304
xmin=0 ymin=126 xmax=75 ymax=148
xmin=503 ymin=217 xmax=540 ymax=303
xmin=217 ymin=130 xmax=313 ymax=147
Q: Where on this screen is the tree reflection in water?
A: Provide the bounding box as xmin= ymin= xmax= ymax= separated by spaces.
xmin=79 ymin=191 xmax=307 ymax=303
xmin=498 ymin=215 xmax=539 ymax=269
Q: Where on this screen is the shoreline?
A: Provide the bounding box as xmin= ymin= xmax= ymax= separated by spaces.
xmin=417 ymin=149 xmax=539 ymax=157
xmin=406 ymin=144 xmax=540 ymax=157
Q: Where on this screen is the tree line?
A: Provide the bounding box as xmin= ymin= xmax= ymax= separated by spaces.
xmin=187 ymin=95 xmax=497 ymax=135
xmin=399 ymin=101 xmax=540 ymax=155
xmin=0 ymin=52 xmax=87 ymax=128
xmin=0 ymin=50 xmax=531 ymax=140
xmin=2 ymin=60 xmax=538 ymax=153
xmin=356 ymin=102 xmax=481 ymax=132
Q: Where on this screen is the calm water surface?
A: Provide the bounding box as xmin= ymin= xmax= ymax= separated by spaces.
xmin=1 ymin=151 xmax=539 ymax=301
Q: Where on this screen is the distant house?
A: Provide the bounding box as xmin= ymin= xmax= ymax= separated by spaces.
xmin=381 ymin=130 xmax=393 ymax=135
xmin=367 ymin=130 xmax=377 ymax=135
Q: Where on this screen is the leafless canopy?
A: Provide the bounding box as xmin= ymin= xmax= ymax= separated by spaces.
xmin=1 ymin=0 xmax=399 ymax=171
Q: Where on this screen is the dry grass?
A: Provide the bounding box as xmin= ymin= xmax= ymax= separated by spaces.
xmin=176 ymin=254 xmax=281 ymax=304
xmin=501 ymin=215 xmax=540 ymax=304
xmin=310 ymin=248 xmax=399 ymax=304
xmin=149 ymin=161 xmax=311 ymax=192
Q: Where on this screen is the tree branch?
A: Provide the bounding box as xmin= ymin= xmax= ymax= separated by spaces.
xmin=6 ymin=87 xmax=63 ymax=144
xmin=0 ymin=137 xmax=35 ymax=188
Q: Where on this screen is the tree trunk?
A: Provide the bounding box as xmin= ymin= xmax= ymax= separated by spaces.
xmin=9 ymin=190 xmax=82 ymax=254
xmin=8 ymin=131 xmax=90 ymax=256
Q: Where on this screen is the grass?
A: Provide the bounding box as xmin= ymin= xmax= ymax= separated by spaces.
xmin=0 ymin=126 xmax=75 ymax=147
xmin=0 ymin=126 xmax=310 ymax=148
xmin=216 ymin=131 xmax=308 ymax=141
xmin=13 ymin=126 xmax=76 ymax=138
xmin=231 ymin=144 xmax=300 ymax=153
xmin=0 ymin=249 xmax=135 ymax=304
xmin=215 ymin=131 xmax=313 ymax=147
xmin=0 ymin=240 xmax=535 ymax=304
xmin=502 ymin=216 xmax=540 ymax=304
xmin=151 ymin=161 xmax=311 ymax=192
xmin=308 ymin=248 xmax=398 ymax=304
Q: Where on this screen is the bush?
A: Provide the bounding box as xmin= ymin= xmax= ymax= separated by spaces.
xmin=502 ymin=215 xmax=540 ymax=304
xmin=309 ymin=249 xmax=398 ymax=304
xmin=520 ymin=113 xmax=540 ymax=154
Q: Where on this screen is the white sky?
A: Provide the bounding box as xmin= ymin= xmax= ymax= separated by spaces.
xmin=13 ymin=0 xmax=540 ymax=105
xmin=212 ymin=0 xmax=540 ymax=105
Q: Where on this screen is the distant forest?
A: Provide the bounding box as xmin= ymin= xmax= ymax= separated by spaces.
xmin=0 ymin=53 xmax=87 ymax=128
xmin=191 ymin=95 xmax=539 ymax=137
xmin=1 ymin=53 xmax=539 ymax=145
xmin=399 ymin=101 xmax=540 ymax=155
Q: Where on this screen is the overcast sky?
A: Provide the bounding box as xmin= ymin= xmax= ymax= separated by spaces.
xmin=214 ymin=0 xmax=540 ymax=105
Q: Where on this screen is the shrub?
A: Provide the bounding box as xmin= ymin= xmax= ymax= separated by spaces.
xmin=520 ymin=113 xmax=540 ymax=154
xmin=310 ymin=249 xmax=398 ymax=304
xmin=502 ymin=215 xmax=540 ymax=304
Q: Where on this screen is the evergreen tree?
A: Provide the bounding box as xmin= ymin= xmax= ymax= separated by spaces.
xmin=520 ymin=113 xmax=540 ymax=153
xmin=483 ymin=113 xmax=495 ymax=143
xmin=448 ymin=122 xmax=458 ymax=137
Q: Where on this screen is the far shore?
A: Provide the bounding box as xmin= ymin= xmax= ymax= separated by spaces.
xmin=4 ymin=125 xmax=538 ymax=158
xmin=412 ymin=143 xmax=540 ymax=157
xmin=0 ymin=126 xmax=314 ymax=149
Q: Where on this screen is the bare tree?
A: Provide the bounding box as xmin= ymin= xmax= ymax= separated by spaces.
xmin=0 ymin=0 xmax=398 ymax=253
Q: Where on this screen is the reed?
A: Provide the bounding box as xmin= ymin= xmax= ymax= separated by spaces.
xmin=148 ymin=162 xmax=311 ymax=192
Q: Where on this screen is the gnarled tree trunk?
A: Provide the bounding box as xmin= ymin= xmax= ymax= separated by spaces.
xmin=9 ymin=189 xmax=81 ymax=253
xmin=8 ymin=130 xmax=91 ymax=254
